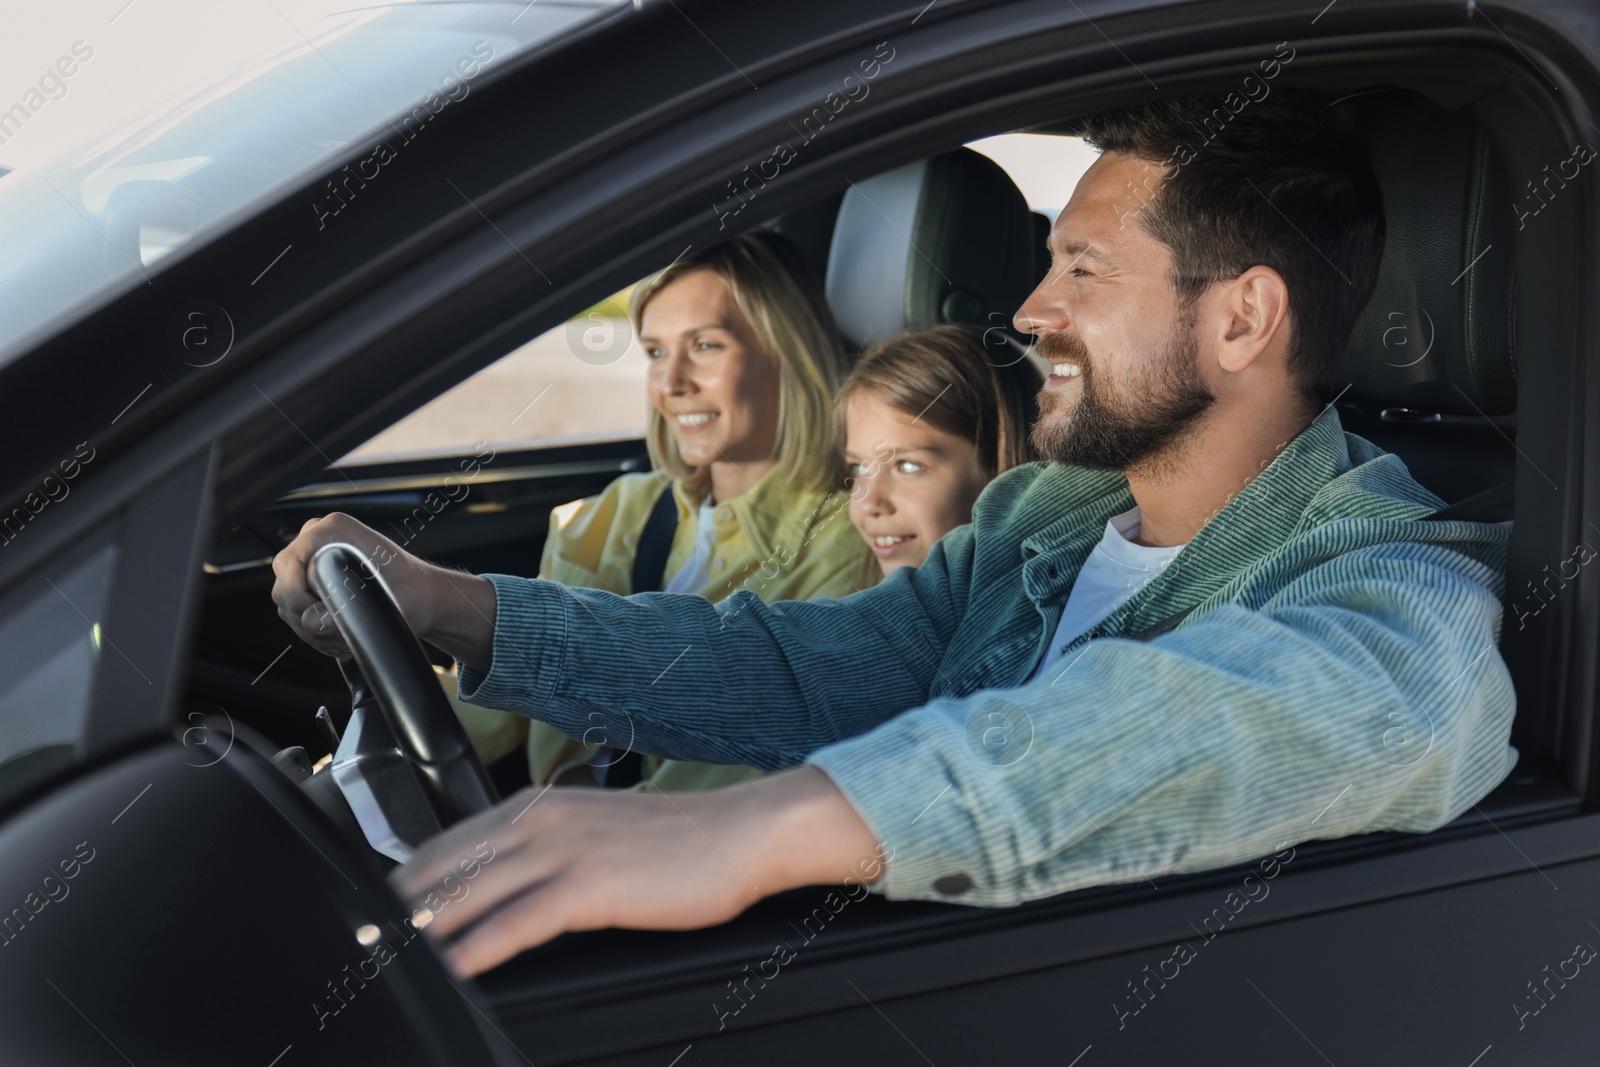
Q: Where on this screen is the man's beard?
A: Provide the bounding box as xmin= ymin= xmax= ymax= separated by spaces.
xmin=1029 ymin=319 xmax=1216 ymax=474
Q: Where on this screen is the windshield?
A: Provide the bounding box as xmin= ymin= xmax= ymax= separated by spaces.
xmin=0 ymin=0 xmax=621 ymax=366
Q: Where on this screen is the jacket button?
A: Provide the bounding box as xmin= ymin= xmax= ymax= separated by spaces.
xmin=718 ymin=506 xmax=733 ymax=522
xmin=933 ymin=873 xmax=973 ymax=895
xmin=712 ymin=559 xmax=725 ymax=571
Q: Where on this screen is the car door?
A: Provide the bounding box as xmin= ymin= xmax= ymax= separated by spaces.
xmin=3 ymin=0 xmax=1598 ymax=1065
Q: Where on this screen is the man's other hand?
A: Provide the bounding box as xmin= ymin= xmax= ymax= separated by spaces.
xmin=390 ymin=766 xmax=887 ymax=976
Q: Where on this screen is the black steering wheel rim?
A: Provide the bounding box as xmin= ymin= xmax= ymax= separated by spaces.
xmin=308 ymin=542 xmax=498 ymax=831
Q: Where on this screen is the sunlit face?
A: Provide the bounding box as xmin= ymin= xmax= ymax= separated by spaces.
xmin=642 ymin=270 xmax=780 ymax=471
xmin=1015 ymin=151 xmax=1215 ymax=471
xmin=844 ymin=391 xmax=991 ymax=575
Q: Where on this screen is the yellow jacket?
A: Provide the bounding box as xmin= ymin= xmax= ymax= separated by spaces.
xmin=449 ymin=467 xmax=878 ymax=792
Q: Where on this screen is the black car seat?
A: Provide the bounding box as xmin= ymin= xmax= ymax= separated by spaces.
xmin=1332 ymin=87 xmax=1518 ymax=518
xmin=820 ymin=147 xmax=1045 ymax=352
xmin=1326 ymin=88 xmax=1544 ymax=768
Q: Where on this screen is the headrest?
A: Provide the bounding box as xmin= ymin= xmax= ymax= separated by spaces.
xmin=1334 ymin=87 xmax=1517 ymax=416
xmin=825 ymin=147 xmax=1042 ymax=348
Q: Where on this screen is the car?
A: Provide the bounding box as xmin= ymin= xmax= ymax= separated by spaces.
xmin=0 ymin=0 xmax=1596 ymax=1063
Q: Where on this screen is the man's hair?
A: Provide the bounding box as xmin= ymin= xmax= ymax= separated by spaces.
xmin=837 ymin=325 xmax=1043 ymax=477
xmin=632 ymin=230 xmax=849 ymax=496
xmin=1080 ymin=88 xmax=1385 ymax=408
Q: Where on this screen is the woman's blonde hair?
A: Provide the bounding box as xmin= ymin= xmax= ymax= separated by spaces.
xmin=631 ymin=231 xmax=848 ymax=496
xmin=836 ymin=325 xmax=1044 ymax=477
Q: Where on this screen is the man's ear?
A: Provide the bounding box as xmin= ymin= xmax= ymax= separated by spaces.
xmin=1215 ymin=265 xmax=1290 ymax=374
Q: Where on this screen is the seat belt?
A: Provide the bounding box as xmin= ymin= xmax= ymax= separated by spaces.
xmin=1129 ymin=604 xmax=1198 ymax=642
xmin=598 ymin=483 xmax=679 ymax=788
xmin=629 ymin=483 xmax=680 ymax=594
xmin=1425 ymin=479 xmax=1514 ymax=523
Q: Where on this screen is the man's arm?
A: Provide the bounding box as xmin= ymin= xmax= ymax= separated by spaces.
xmin=454 ymin=580 xmax=918 ymax=768
xmin=804 ymin=540 xmax=1518 ymax=904
xmin=389 ymin=538 xmax=1515 ymax=974
xmin=272 ymin=512 xmax=975 ymax=767
xmin=450 ymin=539 xmax=974 ymax=770
xmin=270 ymin=513 xmax=500 ymax=670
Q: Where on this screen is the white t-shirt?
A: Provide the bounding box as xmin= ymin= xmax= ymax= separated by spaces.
xmin=662 ymin=495 xmax=718 ymax=594
xmin=1027 ymin=506 xmax=1186 ymax=682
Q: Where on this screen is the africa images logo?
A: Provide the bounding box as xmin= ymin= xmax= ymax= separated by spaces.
xmin=0 ymin=40 xmax=94 ymax=146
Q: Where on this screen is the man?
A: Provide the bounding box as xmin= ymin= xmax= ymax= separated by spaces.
xmin=272 ymin=89 xmax=1517 ymax=978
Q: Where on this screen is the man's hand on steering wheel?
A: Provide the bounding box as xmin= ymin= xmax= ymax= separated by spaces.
xmin=272 ymin=513 xmax=432 ymax=657
xmin=272 ymin=513 xmax=888 ymax=975
xmin=271 ymin=513 xmax=496 ymax=671
xmin=272 ymin=514 xmax=411 ymax=656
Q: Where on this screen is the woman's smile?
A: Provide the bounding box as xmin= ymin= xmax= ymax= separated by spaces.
xmin=642 ymin=269 xmax=782 ymax=496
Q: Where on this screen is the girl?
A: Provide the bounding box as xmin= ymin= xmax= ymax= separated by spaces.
xmin=451 ymin=231 xmax=877 ymax=792
xmin=840 ymin=325 xmax=1044 ymax=574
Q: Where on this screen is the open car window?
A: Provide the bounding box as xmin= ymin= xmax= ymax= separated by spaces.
xmin=342 ymin=289 xmax=648 ymax=464
xmin=340 ymin=132 xmax=1101 ymax=465
xmin=966 ymin=131 xmax=1100 ymax=221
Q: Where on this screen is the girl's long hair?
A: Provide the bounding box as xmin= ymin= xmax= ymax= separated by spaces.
xmin=837 ymin=324 xmax=1044 ymax=477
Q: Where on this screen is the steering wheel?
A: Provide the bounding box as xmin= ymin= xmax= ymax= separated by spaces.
xmin=303 ymin=542 xmax=498 ymax=858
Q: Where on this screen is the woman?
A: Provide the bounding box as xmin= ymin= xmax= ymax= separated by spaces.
xmin=839 ymin=325 xmax=1044 ymax=574
xmin=450 ymin=231 xmax=877 ymax=792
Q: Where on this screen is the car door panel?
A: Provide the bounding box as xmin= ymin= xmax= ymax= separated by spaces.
xmin=473 ymin=780 xmax=1585 ymax=1063
xmin=572 ymin=856 xmax=1600 ymax=1066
